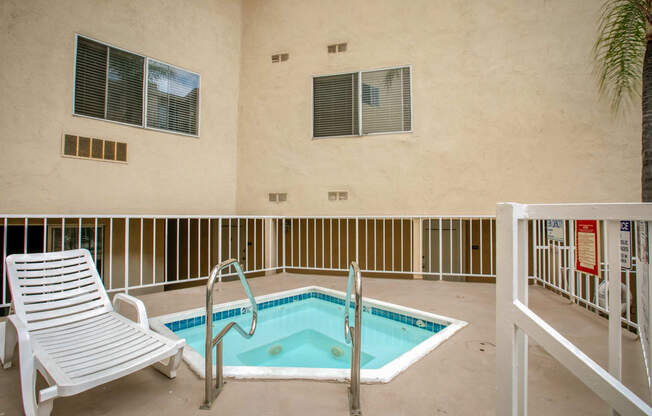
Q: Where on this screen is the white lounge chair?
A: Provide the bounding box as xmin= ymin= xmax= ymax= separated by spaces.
xmin=0 ymin=249 xmax=185 ymax=416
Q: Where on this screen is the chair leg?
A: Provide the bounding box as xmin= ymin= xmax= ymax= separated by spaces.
xmin=19 ymin=347 xmax=40 ymax=416
xmin=153 ymin=348 xmax=183 ymax=379
xmin=1 ymin=320 xmax=17 ymax=369
xmin=15 ymin=328 xmax=54 ymax=416
xmin=36 ymin=393 xmax=54 ymax=416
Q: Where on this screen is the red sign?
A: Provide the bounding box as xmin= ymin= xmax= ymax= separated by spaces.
xmin=576 ymin=220 xmax=599 ymax=276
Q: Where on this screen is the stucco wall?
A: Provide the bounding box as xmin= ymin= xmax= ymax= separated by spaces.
xmin=235 ymin=0 xmax=642 ymax=215
xmin=0 ymin=0 xmax=242 ymax=214
xmin=0 ymin=0 xmax=643 ymax=217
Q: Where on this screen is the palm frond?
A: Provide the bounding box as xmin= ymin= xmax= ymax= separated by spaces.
xmin=593 ymin=0 xmax=646 ymax=112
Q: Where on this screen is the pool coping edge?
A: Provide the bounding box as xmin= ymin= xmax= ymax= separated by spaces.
xmin=149 ymin=285 xmax=468 ymax=383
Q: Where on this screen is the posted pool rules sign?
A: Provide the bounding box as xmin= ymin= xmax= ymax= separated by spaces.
xmin=576 ymin=220 xmax=599 ymax=276
xmin=620 ymin=221 xmax=632 ymax=270
xmin=546 ymin=219 xmax=565 ymax=243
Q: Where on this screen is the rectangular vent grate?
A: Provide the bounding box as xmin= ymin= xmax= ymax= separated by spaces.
xmin=268 ymin=192 xmax=287 ymax=203
xmin=328 ymin=191 xmax=348 ymax=201
xmin=62 ymin=134 xmax=127 ymax=163
xmin=271 ymin=53 xmax=289 ymax=63
xmin=328 ymin=43 xmax=347 ymax=53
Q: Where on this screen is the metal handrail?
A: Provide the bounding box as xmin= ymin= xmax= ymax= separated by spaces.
xmin=344 ymin=262 xmax=362 ymax=416
xmin=200 ymin=259 xmax=258 ymax=410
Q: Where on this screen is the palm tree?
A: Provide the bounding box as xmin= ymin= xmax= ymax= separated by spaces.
xmin=594 ymin=0 xmax=652 ymax=201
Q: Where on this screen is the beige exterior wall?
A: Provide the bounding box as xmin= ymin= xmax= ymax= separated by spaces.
xmin=0 ymin=0 xmax=643 ymax=218
xmin=0 ymin=0 xmax=242 ymax=214
xmin=235 ymin=0 xmax=641 ymax=216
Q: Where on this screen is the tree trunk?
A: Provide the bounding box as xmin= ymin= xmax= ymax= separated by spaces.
xmin=643 ymin=38 xmax=652 ymax=202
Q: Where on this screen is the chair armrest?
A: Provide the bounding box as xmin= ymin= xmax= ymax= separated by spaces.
xmin=113 ymin=294 xmax=149 ymax=330
xmin=7 ymin=315 xmax=29 ymax=342
xmin=6 ymin=315 xmax=32 ymax=364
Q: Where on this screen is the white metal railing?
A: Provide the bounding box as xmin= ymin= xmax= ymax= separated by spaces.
xmin=0 ymin=214 xmax=498 ymax=309
xmin=282 ymin=216 xmax=496 ymax=279
xmin=530 ymin=219 xmax=640 ymax=330
xmin=0 ymin=215 xmax=279 ymax=308
xmin=497 ymin=203 xmax=652 ymax=416
xmin=0 ymin=212 xmax=645 ymax=338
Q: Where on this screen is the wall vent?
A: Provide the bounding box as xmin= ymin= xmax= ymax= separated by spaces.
xmin=328 ymin=43 xmax=347 ymax=54
xmin=328 ymin=191 xmax=348 ymax=201
xmin=62 ymin=134 xmax=127 ymax=163
xmin=271 ymin=53 xmax=289 ymax=63
xmin=268 ymin=192 xmax=287 ymax=203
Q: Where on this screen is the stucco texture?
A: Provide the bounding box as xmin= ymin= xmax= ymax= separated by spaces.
xmin=0 ymin=0 xmax=242 ymax=214
xmin=0 ymin=0 xmax=643 ymax=216
xmin=235 ymin=0 xmax=642 ymax=216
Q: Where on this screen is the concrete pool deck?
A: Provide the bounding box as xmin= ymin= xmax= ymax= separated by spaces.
xmin=0 ymin=272 xmax=649 ymax=415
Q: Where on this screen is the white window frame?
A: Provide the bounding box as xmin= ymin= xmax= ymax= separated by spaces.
xmin=144 ymin=57 xmax=201 ymax=137
xmin=72 ymin=34 xmax=201 ymax=138
xmin=311 ymin=64 xmax=413 ymax=140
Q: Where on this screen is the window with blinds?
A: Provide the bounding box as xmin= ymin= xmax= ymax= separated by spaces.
xmin=74 ymin=36 xmax=144 ymax=125
xmin=313 ymin=73 xmax=359 ymax=137
xmin=312 ymin=66 xmax=411 ymax=138
xmin=73 ymin=35 xmax=200 ymax=137
xmin=146 ymin=60 xmax=200 ymax=135
xmin=106 ymin=48 xmax=144 ymax=125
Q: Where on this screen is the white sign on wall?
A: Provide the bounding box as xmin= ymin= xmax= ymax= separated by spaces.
xmin=620 ymin=221 xmax=631 ymax=270
xmin=546 ymin=219 xmax=565 ymax=243
xmin=636 ymin=221 xmax=652 ymax=393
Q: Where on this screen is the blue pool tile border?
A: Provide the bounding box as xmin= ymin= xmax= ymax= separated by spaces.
xmin=165 ymin=291 xmax=446 ymax=333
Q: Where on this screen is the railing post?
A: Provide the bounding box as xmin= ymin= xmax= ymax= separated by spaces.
xmin=607 ymin=220 xmax=623 ymax=416
xmin=282 ymin=218 xmax=286 ymax=272
xmin=264 ymin=218 xmax=275 ymax=275
xmin=355 ymin=218 xmax=359 ymax=265
xmin=641 ymin=220 xmax=652 ymax=403
xmin=412 ymin=218 xmax=422 ymax=279
xmin=496 ymin=203 xmax=528 ymax=416
xmin=124 ymin=217 xmax=129 ymax=295
xmin=569 ymin=220 xmax=576 ymax=304
xmin=516 ymin=213 xmax=529 ymax=415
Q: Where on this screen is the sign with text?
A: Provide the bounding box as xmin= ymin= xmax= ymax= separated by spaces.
xmin=546 ymin=219 xmax=565 ymax=243
xmin=576 ymin=220 xmax=599 ymax=276
xmin=636 ymin=221 xmax=651 ymax=390
xmin=620 ymin=220 xmax=632 ymax=270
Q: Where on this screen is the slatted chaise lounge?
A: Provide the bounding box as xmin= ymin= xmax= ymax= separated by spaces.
xmin=0 ymin=249 xmax=185 ymax=416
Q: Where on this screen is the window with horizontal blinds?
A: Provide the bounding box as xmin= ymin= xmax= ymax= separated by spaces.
xmin=313 ymin=73 xmax=359 ymax=138
xmin=106 ymin=48 xmax=144 ymax=125
xmin=146 ymin=60 xmax=169 ymax=131
xmin=312 ymin=66 xmax=411 ymax=138
xmin=73 ymin=35 xmax=200 ymax=136
xmin=361 ymin=67 xmax=411 ymax=134
xmin=74 ymin=37 xmax=107 ymax=119
xmin=74 ymin=36 xmax=143 ymax=125
xmin=146 ymin=60 xmax=199 ymax=135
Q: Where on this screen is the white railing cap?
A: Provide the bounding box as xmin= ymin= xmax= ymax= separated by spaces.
xmin=498 ymin=202 xmax=652 ymax=221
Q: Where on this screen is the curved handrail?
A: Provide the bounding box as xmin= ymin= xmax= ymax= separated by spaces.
xmin=206 ymin=260 xmax=257 ymax=346
xmin=344 ymin=262 xmax=362 ymax=415
xmin=344 ymin=262 xmax=361 ymax=344
xmin=202 ymin=259 xmax=258 ymax=410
